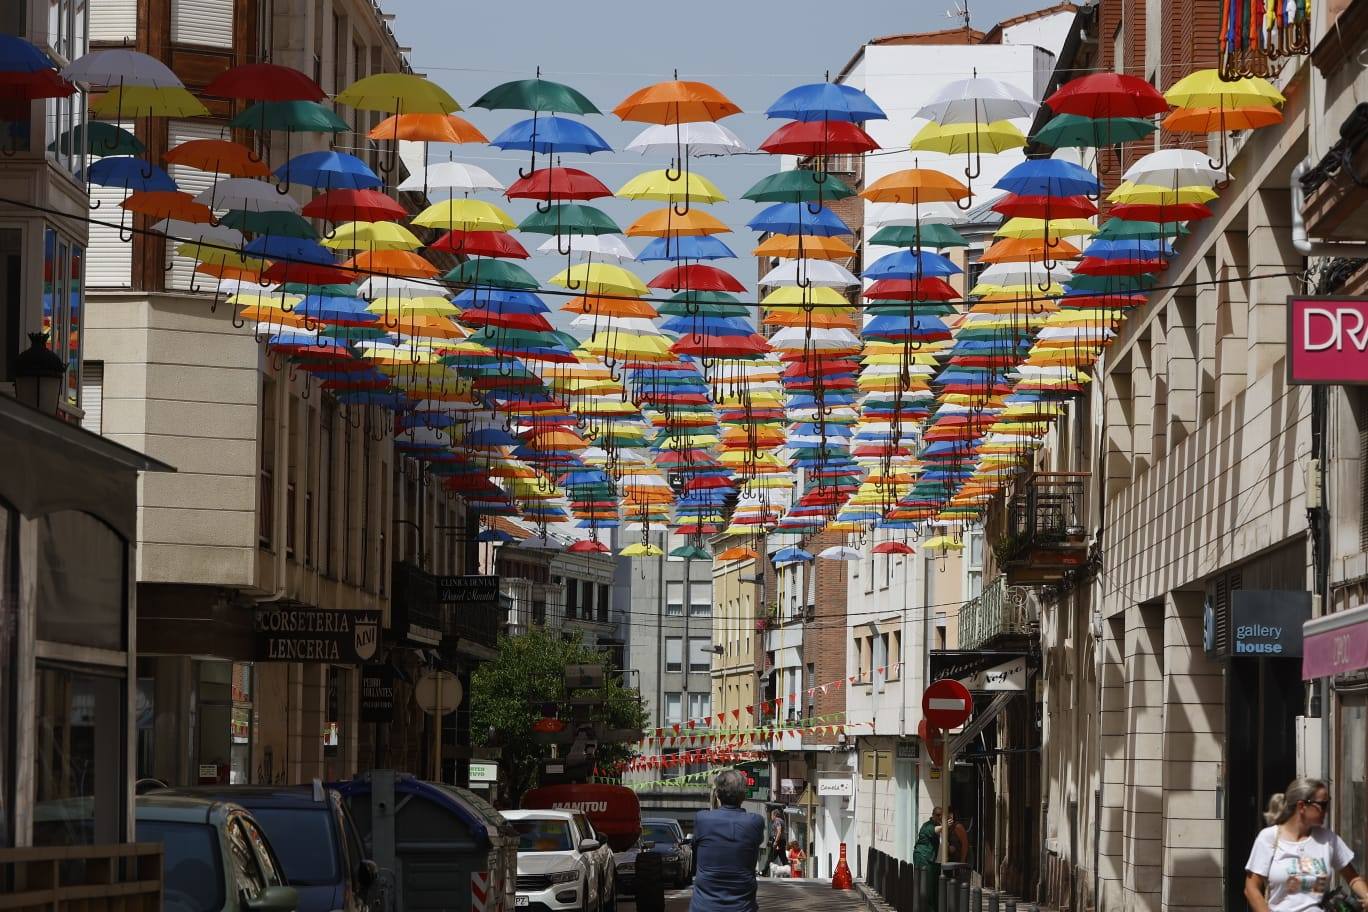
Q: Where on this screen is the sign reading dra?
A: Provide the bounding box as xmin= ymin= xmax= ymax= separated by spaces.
xmin=1289 ymin=296 xmax=1368 ymax=384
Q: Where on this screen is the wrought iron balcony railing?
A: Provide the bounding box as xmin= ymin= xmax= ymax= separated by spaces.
xmin=958 ymin=574 xmax=1036 ymax=651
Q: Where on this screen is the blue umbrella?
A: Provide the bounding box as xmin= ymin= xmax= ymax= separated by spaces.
xmin=274 ymin=150 xmax=381 ymax=191
xmin=864 ymin=249 xmax=962 ymax=280
xmin=452 ymin=288 xmax=549 ymax=313
xmin=295 ymin=294 xmax=376 ymax=325
xmin=0 ymin=34 xmax=59 ymax=72
xmin=766 ymin=82 xmax=887 ymax=123
xmin=995 ymin=158 xmax=1099 ymax=197
xmin=773 ymin=546 xmax=814 ymax=565
xmin=478 ymin=528 xmax=515 ymax=542
xmin=636 ymin=234 xmax=736 ymax=261
xmin=82 ymin=156 xmax=176 ymax=192
xmin=491 ymin=115 xmax=612 ymax=155
xmin=747 ymin=202 xmax=851 ymax=237
xmin=244 ymin=235 xmax=337 ymax=265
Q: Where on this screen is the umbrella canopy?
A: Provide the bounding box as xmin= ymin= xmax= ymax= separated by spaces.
xmin=766 ymin=82 xmax=886 ymax=123
xmin=369 ymin=113 xmax=487 ymax=144
xmin=164 ymin=139 xmax=270 ymax=177
xmin=773 ymin=546 xmax=814 ymax=564
xmin=83 ymin=156 xmax=176 ymax=192
xmin=759 ymin=119 xmax=879 ymax=155
xmin=625 ymin=121 xmax=747 ymax=155
xmin=1031 ymin=113 xmax=1157 ymax=148
xmin=63 ymin=48 xmax=180 ymax=88
xmin=507 ymin=167 xmax=612 ymax=202
xmin=204 ymin=63 xmax=324 ymax=101
xmin=1044 ymin=72 xmax=1169 ymax=118
xmin=472 ymin=77 xmax=600 ymax=114
xmin=48 ymin=122 xmax=142 ymax=156
xmin=490 ymin=116 xmax=612 ymax=154
xmin=614 ymin=79 xmax=741 ymax=123
xmin=617 ymin=169 xmax=725 ymax=204
xmin=229 ymin=100 xmax=348 ymax=133
xmin=399 ymin=160 xmax=503 ymax=195
xmin=817 ymin=545 xmax=861 ymax=561
xmin=302 ymin=188 xmax=406 ymax=222
xmin=916 ymin=76 xmax=1038 ymax=122
xmin=335 ymin=73 xmax=460 ymax=114
xmin=274 ymin=150 xmax=381 ymax=190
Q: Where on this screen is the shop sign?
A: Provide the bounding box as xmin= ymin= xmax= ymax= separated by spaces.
xmin=1205 ymin=590 xmax=1311 ymax=658
xmin=817 ymin=777 xmax=853 ymax=796
xmin=1288 ymin=296 xmax=1368 ymax=384
xmin=1304 ymin=602 xmax=1368 ymax=680
xmin=963 ymin=656 xmax=1027 ymax=692
xmin=438 ymin=574 xmax=499 ymax=605
xmin=360 ymin=665 xmax=396 ymax=723
xmin=254 ymin=608 xmax=381 ymax=663
xmin=470 ymin=761 xmax=499 ymax=783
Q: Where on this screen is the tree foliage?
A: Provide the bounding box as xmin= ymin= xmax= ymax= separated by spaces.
xmin=471 ymin=628 xmax=647 ymax=801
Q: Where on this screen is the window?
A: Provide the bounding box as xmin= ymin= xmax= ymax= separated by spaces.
xmin=966 ymin=531 xmax=984 ymax=600
xmin=227 ymin=818 xmax=267 ymax=895
xmin=0 ymin=504 xmax=14 ymax=848
xmin=857 ymin=635 xmax=873 ymax=684
xmin=688 ymin=638 xmax=711 ymax=673
xmin=342 ymin=417 xmax=353 ymax=580
xmin=688 ymin=692 xmax=710 ymax=722
xmin=566 ymin=577 xmax=579 ymax=620
xmin=43 ymin=0 xmax=87 ymax=177
xmin=33 ymin=665 xmax=125 ymax=846
xmin=319 ymin=401 xmax=334 ymax=576
xmin=332 ymin=12 xmax=346 ymax=95
xmin=596 ymin=583 xmax=609 ymax=622
xmin=888 ymin=629 xmax=902 ymax=680
xmin=689 ymin=582 xmax=711 ymax=617
xmin=361 ymin=434 xmax=372 ymax=589
xmin=41 ymin=230 xmax=83 ymax=408
xmin=665 ymin=637 xmax=682 ymax=673
xmin=1338 ymin=697 xmax=1366 ymax=867
xmin=259 ymin=378 xmax=275 ymax=548
xmin=666 ymin=581 xmax=683 ymax=617
xmin=35 ymin=510 xmax=126 ymax=651
xmin=806 ymin=663 xmax=815 ymax=717
xmin=664 ymin=692 xmax=682 ymax=725
xmin=0 ymin=228 xmax=20 ymax=382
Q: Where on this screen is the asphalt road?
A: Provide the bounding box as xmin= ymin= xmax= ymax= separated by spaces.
xmin=620 ymin=878 xmax=868 ymax=912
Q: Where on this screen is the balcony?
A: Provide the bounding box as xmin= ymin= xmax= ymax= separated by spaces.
xmin=995 ymin=472 xmax=1089 ymax=586
xmin=958 ymin=574 xmax=1036 ymax=651
xmin=0 ymin=843 xmax=163 ymax=910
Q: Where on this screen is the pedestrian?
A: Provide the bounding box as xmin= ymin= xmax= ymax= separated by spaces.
xmin=787 ymin=839 xmax=806 ymax=879
xmin=691 ymin=769 xmax=765 ymax=912
xmin=914 ymin=807 xmax=945 ymax=911
xmin=1245 ymin=776 xmax=1368 ymax=912
xmin=763 ymin=808 xmax=786 ymax=876
xmin=947 ymin=805 xmax=970 ymax=866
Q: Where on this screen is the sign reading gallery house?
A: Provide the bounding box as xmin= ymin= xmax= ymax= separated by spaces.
xmin=254 ymin=607 xmax=381 ymax=663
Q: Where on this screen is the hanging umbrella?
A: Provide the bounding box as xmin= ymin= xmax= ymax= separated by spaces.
xmin=627 ymin=207 xmax=729 ymax=237
xmin=368 ymin=112 xmax=486 ymax=143
xmin=758 ymin=120 xmax=879 ymax=155
xmin=1031 ymin=113 xmax=1157 ymax=149
xmin=618 ymin=169 xmax=726 ymax=205
xmin=229 ymin=99 xmax=348 ymax=132
xmin=126 ymin=191 xmax=213 ymax=223
xmin=195 ymin=178 xmax=301 ymax=213
xmin=398 ymin=160 xmax=503 ymax=197
xmin=48 ymin=122 xmax=142 ymax=157
xmin=204 ymin=63 xmax=324 ymax=101
xmin=83 ymin=156 xmax=176 ymax=192
xmin=620 ymin=542 xmax=666 ymax=557
xmin=817 ymin=545 xmax=861 ymax=561
xmin=91 ymin=85 xmax=208 ymax=119
xmin=63 ymin=48 xmax=179 ymax=87
xmin=0 ymin=36 xmax=75 ymax=105
xmin=490 ymin=115 xmax=612 ymax=177
xmin=334 ymin=72 xmax=460 ymax=180
xmin=507 ymin=167 xmax=613 ymax=205
xmin=625 ymin=121 xmax=747 ymax=156
xmin=473 ymin=75 xmax=600 ymax=114
xmin=766 ymin=82 xmax=886 ymax=123
xmin=1043 ymin=73 xmax=1169 ymax=119
xmin=872 ymin=541 xmax=915 ymax=555
xmin=274 ymin=150 xmax=381 ymax=192
xmin=772 ymin=546 xmax=814 ymax=564
xmin=303 ymin=188 xmax=406 ymax=223
xmin=1121 ymin=149 xmax=1226 ymax=187
xmin=413 ymin=198 xmax=516 ymax=232
xmin=537 ymin=234 xmax=635 ymax=261
xmin=716 ymin=546 xmax=759 ymax=561
xmin=165 ymin=139 xmax=270 ymax=177
xmin=434 ymin=231 xmax=529 ymax=258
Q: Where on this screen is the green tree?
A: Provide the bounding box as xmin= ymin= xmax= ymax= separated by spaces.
xmin=471 ymin=628 xmax=647 ymax=801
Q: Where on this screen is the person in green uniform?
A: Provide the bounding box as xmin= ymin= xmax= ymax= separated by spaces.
xmin=914 ymin=807 xmax=946 ymax=911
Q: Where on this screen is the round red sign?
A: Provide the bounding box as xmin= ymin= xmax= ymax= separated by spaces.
xmin=922 ymin=678 xmax=973 ymax=730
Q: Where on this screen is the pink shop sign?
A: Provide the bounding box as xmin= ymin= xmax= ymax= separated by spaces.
xmin=1303 ymin=604 xmax=1368 ymax=680
xmin=1289 ymin=296 xmax=1368 ymax=385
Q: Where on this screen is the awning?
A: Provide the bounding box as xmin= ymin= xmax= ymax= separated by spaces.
xmin=1303 ymin=602 xmax=1368 ymax=680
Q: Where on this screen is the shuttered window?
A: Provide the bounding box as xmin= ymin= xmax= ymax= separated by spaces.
xmin=164 ymin=120 xmax=225 ymax=292
xmin=89 ymin=0 xmax=136 ymax=43
xmin=86 ymin=122 xmax=133 ymax=289
xmin=80 ymin=361 xmax=103 ymax=435
xmin=171 ymin=0 xmax=233 ymax=48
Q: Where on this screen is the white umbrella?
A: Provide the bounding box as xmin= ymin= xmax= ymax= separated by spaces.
xmin=865 ymin=201 xmax=966 ymax=229
xmin=62 ymin=49 xmax=182 ymax=88
xmin=817 ymin=545 xmax=862 ymax=561
xmin=1123 ymin=149 xmax=1226 ymax=187
xmin=760 ymin=260 xmax=860 ymax=288
xmin=195 ymin=179 xmax=300 ymax=213
xmin=975 ymin=262 xmax=1073 ymax=288
xmin=768 ymin=326 xmax=861 ymax=350
xmin=398 ymin=161 xmax=503 ymax=196
xmin=357 ymin=276 xmax=439 ymax=299
xmin=537 ymin=234 xmax=635 ymax=262
xmin=915 ymin=76 xmax=1038 ymax=124
xmin=625 ymin=122 xmax=748 ymax=156
xmin=149 ymin=219 xmax=243 ymax=248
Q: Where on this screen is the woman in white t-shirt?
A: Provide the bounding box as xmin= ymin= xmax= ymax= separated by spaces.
xmin=1245 ymin=777 xmax=1368 ymax=912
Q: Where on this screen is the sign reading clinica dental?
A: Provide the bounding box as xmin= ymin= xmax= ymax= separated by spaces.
xmin=1205 ymin=590 xmax=1311 ymax=658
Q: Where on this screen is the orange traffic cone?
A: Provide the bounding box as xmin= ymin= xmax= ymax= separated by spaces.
xmin=832 ymin=842 xmax=853 ymax=889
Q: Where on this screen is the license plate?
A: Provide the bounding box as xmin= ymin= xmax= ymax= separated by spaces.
xmin=515 ymin=896 xmax=529 ymax=907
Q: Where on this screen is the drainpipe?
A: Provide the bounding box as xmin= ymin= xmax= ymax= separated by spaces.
xmin=1291 ymin=159 xmax=1368 ymax=256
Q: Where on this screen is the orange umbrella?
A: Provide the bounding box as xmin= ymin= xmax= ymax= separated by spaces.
xmin=241 ymin=305 xmax=309 ymax=328
xmin=343 ymin=250 xmax=439 ymax=278
xmin=613 ymin=79 xmax=741 ymax=124
xmin=121 ymin=190 xmax=213 ymax=223
xmin=396 ymin=314 xmax=468 ymax=340
xmin=164 ymin=139 xmax=271 ymax=177
xmin=716 ymin=546 xmax=759 ymax=561
xmin=196 ymin=262 xmax=262 ymax=283
xmin=1162 ymin=105 xmax=1282 ymax=133
xmin=979 ymin=237 xmax=1081 ymax=264
xmin=626 ymin=207 xmax=730 ymax=237
xmin=368 ymin=112 xmax=487 ymax=143
xmin=861 ymin=168 xmax=971 ymax=204
xmin=562 ymin=295 xmax=660 ymax=318
xmin=753 ymin=234 xmax=856 ymax=260
xmin=762 ymin=308 xmax=858 ymax=329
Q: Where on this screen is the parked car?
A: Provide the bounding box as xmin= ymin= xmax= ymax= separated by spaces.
xmin=641 ymin=818 xmax=693 ymax=881
xmin=566 ymin=810 xmax=617 ymax=910
xmin=154 ymin=784 xmax=376 ymax=912
xmin=503 ymin=809 xmax=608 ymax=912
xmin=611 ymin=843 xmax=641 ymax=897
xmin=135 ymin=793 xmax=298 ymax=912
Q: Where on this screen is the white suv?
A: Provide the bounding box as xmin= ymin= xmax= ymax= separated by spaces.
xmin=505 ymin=809 xmax=610 ymax=912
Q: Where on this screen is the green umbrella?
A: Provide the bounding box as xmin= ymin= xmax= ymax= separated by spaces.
xmin=49 ymin=122 xmax=143 ymax=157
xmin=742 ymin=169 xmax=855 ymax=203
xmin=1093 ymin=219 xmax=1187 ymax=241
xmin=444 ymin=258 xmax=540 ymax=289
xmin=1066 ymin=273 xmax=1157 ymax=294
xmin=518 ymin=203 xmax=621 ymax=236
xmin=658 ymin=301 xmax=749 ymax=318
xmin=670 ymin=544 xmax=715 ymax=561
xmin=1032 ymin=113 xmax=1157 ymax=149
xmin=318 ymin=324 xmax=389 ymax=343
xmin=868 ymin=223 xmax=969 ymax=249
xmin=229 ymin=101 xmax=348 ymax=133
xmin=283 ymin=282 xmax=360 ymax=296
xmin=220 ymin=210 xmax=317 ymax=239
xmin=864 ymin=301 xmax=959 ymax=316
xmin=471 ymin=77 xmax=600 ymax=115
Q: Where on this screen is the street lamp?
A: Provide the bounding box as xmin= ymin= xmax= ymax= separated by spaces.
xmin=15 ymin=332 xmax=64 ymax=415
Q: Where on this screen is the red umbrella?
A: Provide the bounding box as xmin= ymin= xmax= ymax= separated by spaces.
xmin=862 ymin=277 xmax=960 ymax=301
xmin=1108 ymin=202 xmax=1212 ymax=222
xmin=648 ymin=264 xmax=745 ymax=292
xmin=204 ymin=63 xmax=325 ymax=102
xmin=0 ymin=69 xmax=75 ymax=101
xmin=567 ymin=539 xmax=610 ymax=554
xmin=429 ymin=230 xmax=529 ymax=258
xmin=872 ymin=541 xmax=915 ymax=555
xmin=505 ymin=167 xmax=612 ymax=202
xmin=302 ymin=189 xmax=407 ymax=223
xmin=1056 ymin=293 xmax=1147 ymax=309
xmin=1044 ymin=73 xmax=1169 ymax=119
xmin=760 ymin=119 xmax=879 ymax=155
xmin=261 ymin=261 xmax=356 ymax=286
xmin=672 ymin=335 xmax=772 ymax=358
xmin=1073 ymin=256 xmax=1167 ymax=276
xmin=992 ymin=193 xmax=1098 ymax=220
xmin=458 ymin=309 xmax=555 ymax=332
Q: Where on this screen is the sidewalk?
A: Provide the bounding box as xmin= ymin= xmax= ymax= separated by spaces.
xmin=655 ymin=878 xmax=868 ymax=912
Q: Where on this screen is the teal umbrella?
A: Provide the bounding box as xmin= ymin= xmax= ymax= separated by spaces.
xmin=669 ymin=544 xmax=712 ymax=560
xmin=219 ymin=209 xmax=317 ymax=239
xmin=49 ymin=121 xmax=143 ymax=157
xmin=742 ymin=169 xmax=855 ymax=203
xmin=1032 ymin=113 xmax=1157 ymax=149
xmin=444 ymin=258 xmax=540 ymax=290
xmin=229 ymin=100 xmax=348 ymax=133
xmin=471 ymin=76 xmax=600 ymax=115
xmin=868 ymin=223 xmax=969 ymax=249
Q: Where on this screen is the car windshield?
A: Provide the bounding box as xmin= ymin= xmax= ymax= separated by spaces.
xmin=136 ymin=819 xmax=225 ymax=912
xmin=248 ymin=808 xmax=340 ymax=885
xmin=642 ymin=823 xmax=678 ymax=845
xmin=512 ymin=819 xmax=574 ymax=852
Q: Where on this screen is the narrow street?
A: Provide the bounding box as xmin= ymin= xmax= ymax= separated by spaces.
xmin=624 ymin=880 xmax=868 ymax=912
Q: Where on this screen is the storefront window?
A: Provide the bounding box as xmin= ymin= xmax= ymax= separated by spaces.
xmin=231 ymin=663 xmax=253 ymax=784
xmin=0 ymin=501 xmax=16 ymax=848
xmin=33 ymin=509 xmax=125 ymax=651
xmin=33 ymin=664 xmax=125 ymax=846
xmin=42 ymin=0 xmax=87 ymax=178
xmin=1339 ymin=696 xmax=1367 ymax=864
xmin=41 ymin=229 xmax=83 ymax=409
xmin=197 ymin=660 xmax=235 ymax=785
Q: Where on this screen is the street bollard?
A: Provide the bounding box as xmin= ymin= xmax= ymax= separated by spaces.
xmin=958 ymin=879 xmax=969 ymax=912
xmin=1004 ymin=898 xmax=1017 ymax=912
xmin=970 ymin=885 xmax=981 ymax=912
xmin=986 ymin=889 xmax=999 ymax=912
xmin=634 ymin=848 xmax=665 ymax=912
xmin=939 ymin=871 xmax=950 ymax=912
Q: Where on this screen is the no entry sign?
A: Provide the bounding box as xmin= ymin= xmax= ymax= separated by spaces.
xmin=922 ymin=678 xmax=973 ymax=730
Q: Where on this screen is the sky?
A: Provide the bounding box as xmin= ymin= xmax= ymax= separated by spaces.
xmin=384 ymin=0 xmax=1060 ymax=323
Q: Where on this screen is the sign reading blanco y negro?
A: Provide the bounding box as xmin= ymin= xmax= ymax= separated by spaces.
xmin=254 ymin=608 xmax=380 ymax=663
xmin=1289 ymin=296 xmax=1368 ymax=384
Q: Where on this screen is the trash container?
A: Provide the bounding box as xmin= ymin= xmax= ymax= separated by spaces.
xmin=635 ymin=843 xmax=665 ymax=912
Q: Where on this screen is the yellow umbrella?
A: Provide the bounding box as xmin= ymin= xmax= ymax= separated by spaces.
xmin=322 ymin=221 xmax=423 ymax=251
xmin=412 ymin=198 xmax=515 ymax=232
xmin=1162 ymin=70 xmax=1284 ymax=109
xmin=617 ymin=169 xmax=726 ymax=204
xmin=176 ymin=242 xmax=263 ymax=271
xmin=93 ymin=85 xmax=209 ymax=119
xmin=760 ymin=286 xmax=850 ymax=308
xmin=995 ymin=217 xmax=1097 ymax=240
xmin=909 ymin=120 xmax=1026 ymax=155
xmin=335 ymin=73 xmax=461 ymax=114
xmin=1108 ymin=181 xmax=1218 ymax=205
xmin=548 ymin=263 xmax=650 ymax=298
xmin=922 ymin=535 xmax=964 ymax=551
xmin=366 ymin=297 xmax=458 ymax=317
